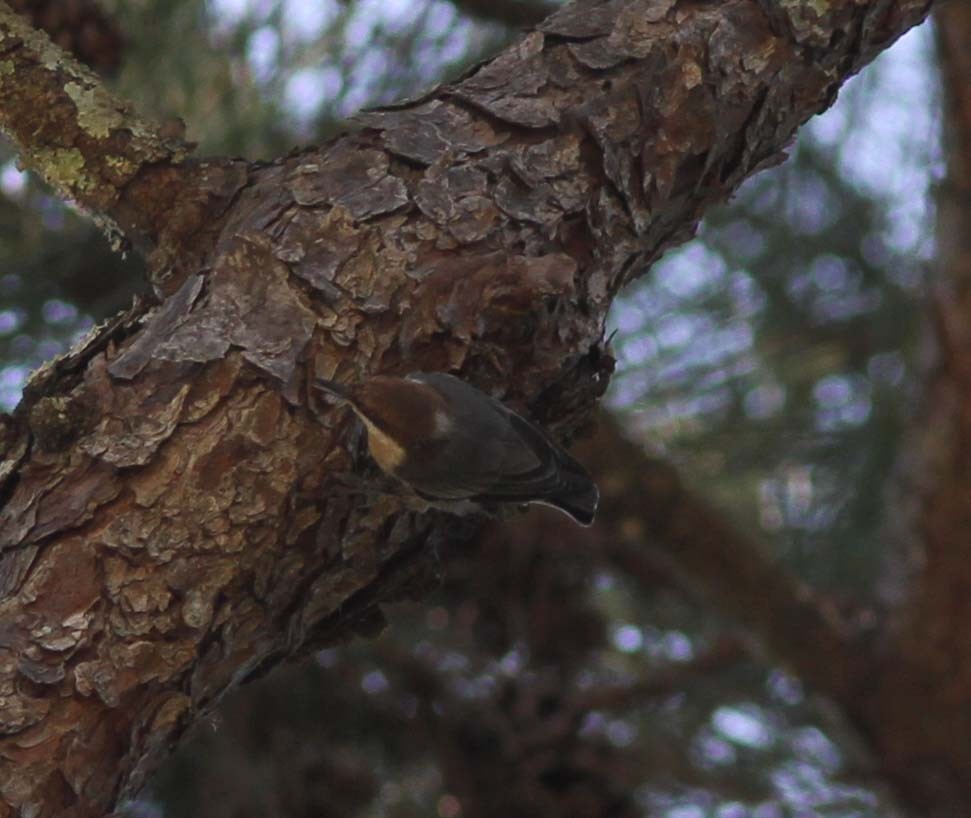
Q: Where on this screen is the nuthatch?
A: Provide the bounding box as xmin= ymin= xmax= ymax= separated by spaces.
xmin=315 ymin=372 xmax=598 ymax=526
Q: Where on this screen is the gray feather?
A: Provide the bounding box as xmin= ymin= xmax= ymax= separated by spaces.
xmin=400 ymin=373 xmax=598 ymax=525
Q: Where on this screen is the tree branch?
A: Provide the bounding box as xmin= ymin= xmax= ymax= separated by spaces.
xmin=576 ymin=418 xmax=867 ymax=701
xmin=0 ymin=0 xmax=933 ymax=815
xmin=0 ymin=3 xmax=192 ymax=243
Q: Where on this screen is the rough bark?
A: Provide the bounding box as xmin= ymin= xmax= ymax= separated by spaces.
xmin=0 ymin=0 xmax=932 ymax=815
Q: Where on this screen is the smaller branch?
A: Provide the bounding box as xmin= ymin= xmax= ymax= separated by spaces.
xmin=0 ymin=3 xmax=191 ymax=243
xmin=578 ymin=416 xmax=869 ymax=701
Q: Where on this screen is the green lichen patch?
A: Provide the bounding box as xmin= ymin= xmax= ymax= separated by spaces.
xmin=23 ymin=146 xmax=92 ymax=196
xmin=65 ymin=82 xmax=125 ymax=139
xmin=105 ymin=154 xmax=139 ymax=181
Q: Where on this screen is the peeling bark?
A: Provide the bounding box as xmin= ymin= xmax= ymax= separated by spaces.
xmin=0 ymin=0 xmax=932 ymax=815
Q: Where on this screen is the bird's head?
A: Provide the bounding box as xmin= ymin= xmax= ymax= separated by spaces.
xmin=316 ymin=375 xmax=452 ymax=470
xmin=316 ymin=372 xmax=598 ymax=525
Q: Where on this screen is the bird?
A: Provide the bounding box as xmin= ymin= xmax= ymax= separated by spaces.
xmin=315 ymin=372 xmax=598 ymax=526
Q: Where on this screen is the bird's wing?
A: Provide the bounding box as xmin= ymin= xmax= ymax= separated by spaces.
xmin=469 ymin=410 xmax=580 ymax=500
xmin=401 ymin=372 xmax=595 ymax=510
xmin=402 ymin=431 xmax=522 ymax=499
xmin=473 ymin=410 xmax=599 ymax=524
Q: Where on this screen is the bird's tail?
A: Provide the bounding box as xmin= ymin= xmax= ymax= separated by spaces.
xmin=314 ymin=377 xmax=352 ymax=401
xmin=551 ymin=480 xmax=598 ymax=526
xmin=550 ymin=451 xmax=599 ymax=526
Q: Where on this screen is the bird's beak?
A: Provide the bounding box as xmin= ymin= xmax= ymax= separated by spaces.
xmin=314 ymin=377 xmax=352 ymax=402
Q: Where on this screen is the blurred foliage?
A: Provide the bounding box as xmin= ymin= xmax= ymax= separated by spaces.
xmin=143 ymin=512 xmax=902 ymax=818
xmin=0 ymin=2 xmax=942 ymax=817
xmin=107 ymin=0 xmax=510 ymax=157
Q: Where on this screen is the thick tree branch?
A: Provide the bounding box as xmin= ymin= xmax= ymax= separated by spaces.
xmin=0 ymin=3 xmax=193 ymax=243
xmin=0 ymin=0 xmax=932 ymax=815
